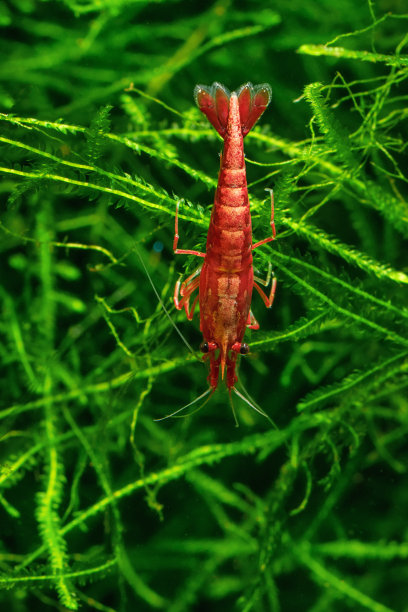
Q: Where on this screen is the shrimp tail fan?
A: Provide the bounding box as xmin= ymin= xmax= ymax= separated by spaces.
xmin=194 ymin=82 xmax=272 ymax=138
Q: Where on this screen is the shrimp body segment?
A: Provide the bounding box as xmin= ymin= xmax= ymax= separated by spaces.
xmin=174 ymin=82 xmax=276 ymax=392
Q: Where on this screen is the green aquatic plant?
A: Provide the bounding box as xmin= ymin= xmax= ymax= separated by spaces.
xmin=0 ymin=1 xmax=407 ymax=610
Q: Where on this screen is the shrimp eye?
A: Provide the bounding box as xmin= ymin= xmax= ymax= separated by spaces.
xmin=200 ymin=341 xmax=209 ymax=353
xmin=240 ymin=343 xmax=250 ymax=355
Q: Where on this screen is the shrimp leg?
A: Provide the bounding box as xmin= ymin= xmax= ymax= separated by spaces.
xmin=252 ymin=189 xmax=276 ymax=249
xmin=254 ymin=276 xmax=277 ymax=309
xmin=173 ymin=201 xmax=206 ymax=257
xmin=253 ymin=261 xmax=276 ymax=308
xmin=252 ymin=189 xmax=277 ymax=308
xmin=246 ymin=310 xmax=260 ymax=330
xmin=174 ymin=266 xmax=201 ymax=319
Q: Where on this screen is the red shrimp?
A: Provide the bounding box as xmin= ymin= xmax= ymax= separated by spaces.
xmin=173 ymin=82 xmax=276 ymax=398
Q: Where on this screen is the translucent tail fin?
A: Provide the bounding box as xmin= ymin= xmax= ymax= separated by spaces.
xmin=194 ymin=82 xmax=272 ymax=138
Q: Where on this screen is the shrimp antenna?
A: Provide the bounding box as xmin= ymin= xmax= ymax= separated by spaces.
xmin=135 ymin=248 xmax=195 ymax=356
xmin=228 ymin=392 xmax=240 ymax=428
xmin=154 ymin=388 xmax=212 ymax=422
xmin=237 ymin=381 xmax=279 ymax=431
xmin=232 ymin=387 xmax=274 ymax=426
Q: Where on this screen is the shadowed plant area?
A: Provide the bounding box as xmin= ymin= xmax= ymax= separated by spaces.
xmin=1 ymin=0 xmax=408 ymax=610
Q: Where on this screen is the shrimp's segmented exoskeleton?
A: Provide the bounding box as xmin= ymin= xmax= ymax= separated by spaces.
xmin=174 ymin=82 xmax=276 ymax=394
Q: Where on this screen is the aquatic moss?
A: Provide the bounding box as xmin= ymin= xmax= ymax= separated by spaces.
xmin=0 ymin=1 xmax=407 ymax=610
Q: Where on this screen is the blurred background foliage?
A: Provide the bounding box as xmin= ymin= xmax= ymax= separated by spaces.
xmin=1 ymin=0 xmax=408 ymax=610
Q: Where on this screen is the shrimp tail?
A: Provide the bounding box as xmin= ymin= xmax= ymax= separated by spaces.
xmin=194 ymin=82 xmax=272 ymax=138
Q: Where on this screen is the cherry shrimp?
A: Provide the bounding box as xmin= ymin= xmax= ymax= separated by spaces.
xmin=158 ymin=82 xmax=276 ymax=421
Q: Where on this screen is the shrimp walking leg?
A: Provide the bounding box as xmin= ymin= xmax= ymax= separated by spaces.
xmin=254 ymin=274 xmax=277 ymax=309
xmin=173 ymin=201 xmax=206 ymax=257
xmin=246 ymin=310 xmax=260 ymax=330
xmin=252 ymin=190 xmax=276 ymax=249
xmin=174 ymin=267 xmax=201 ymax=319
xmin=253 ymin=261 xmax=276 ymax=308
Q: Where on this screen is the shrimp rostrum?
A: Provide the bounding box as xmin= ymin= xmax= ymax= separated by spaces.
xmin=174 ymin=82 xmax=276 ymax=396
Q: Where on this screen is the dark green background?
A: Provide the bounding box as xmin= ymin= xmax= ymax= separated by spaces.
xmin=1 ymin=0 xmax=407 ymax=610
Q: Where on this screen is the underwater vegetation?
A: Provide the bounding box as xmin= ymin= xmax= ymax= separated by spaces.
xmin=0 ymin=0 xmax=408 ymax=610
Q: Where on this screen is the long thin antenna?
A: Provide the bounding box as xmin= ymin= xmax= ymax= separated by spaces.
xmin=154 ymin=388 xmax=212 ymax=421
xmin=135 ymin=248 xmax=195 ymax=355
xmin=237 ymin=381 xmax=279 ymax=431
xmin=232 ymin=387 xmax=274 ymax=425
xmin=228 ymin=392 xmax=240 ymax=428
